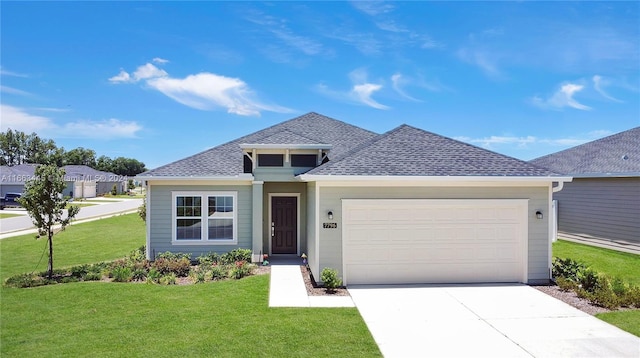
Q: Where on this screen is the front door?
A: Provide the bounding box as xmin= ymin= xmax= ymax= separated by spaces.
xmin=271 ymin=196 xmax=297 ymax=254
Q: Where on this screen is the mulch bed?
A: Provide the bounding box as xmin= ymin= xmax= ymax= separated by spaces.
xmin=300 ymin=266 xmax=350 ymax=296
xmin=532 ymin=284 xmax=612 ymax=315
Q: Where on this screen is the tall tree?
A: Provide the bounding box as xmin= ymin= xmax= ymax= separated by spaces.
xmin=18 ymin=165 xmax=80 ymax=279
xmin=63 ymin=147 xmax=96 ymax=167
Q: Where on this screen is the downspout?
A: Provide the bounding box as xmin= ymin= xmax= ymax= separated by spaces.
xmin=552 ymin=181 xmax=564 ymax=193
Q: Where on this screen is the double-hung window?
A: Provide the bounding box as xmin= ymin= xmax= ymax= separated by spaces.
xmin=172 ymin=191 xmax=237 ymax=244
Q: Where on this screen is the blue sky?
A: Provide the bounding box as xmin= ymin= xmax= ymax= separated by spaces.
xmin=2 ymin=1 xmax=638 ymax=169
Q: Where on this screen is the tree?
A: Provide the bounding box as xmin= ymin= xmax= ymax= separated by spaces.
xmin=18 ymin=165 xmax=80 ymax=279
xmin=63 ymin=147 xmax=96 ymax=167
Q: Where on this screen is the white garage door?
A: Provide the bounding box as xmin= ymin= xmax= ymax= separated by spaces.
xmin=342 ymin=199 xmax=528 ymax=285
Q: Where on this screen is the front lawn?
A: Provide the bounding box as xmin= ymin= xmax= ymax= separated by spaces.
xmin=553 ymin=240 xmax=640 ymax=286
xmin=553 ymin=239 xmax=640 ymax=337
xmin=0 ymin=213 xmax=380 ymax=357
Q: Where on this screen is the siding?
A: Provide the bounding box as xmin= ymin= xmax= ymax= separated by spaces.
xmin=554 ymin=177 xmax=640 ymax=243
xmin=317 ymin=185 xmax=550 ymax=284
xmin=149 ymin=184 xmax=252 ymax=259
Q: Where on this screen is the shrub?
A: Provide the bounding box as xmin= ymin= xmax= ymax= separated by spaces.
xmin=190 ymin=265 xmax=210 ymax=284
xmin=622 ymin=285 xmax=640 ymax=308
xmin=230 ymin=261 xmax=254 ymax=279
xmin=197 ymin=252 xmax=221 ymax=266
xmin=589 ymin=276 xmax=620 ymax=310
xmin=221 ymin=249 xmax=252 ymax=265
xmin=132 ymin=268 xmax=147 ymax=281
xmin=552 ymin=257 xmax=586 ymax=282
xmin=210 ymin=264 xmax=227 ymax=281
xmin=111 ymin=266 xmax=133 ymax=282
xmin=70 ymin=264 xmax=91 ymax=278
xmin=127 ymin=246 xmax=147 ymax=263
xmin=159 ymin=273 xmax=177 ymax=285
xmin=321 ymin=267 xmax=342 ymax=292
xmin=610 ymin=277 xmax=628 ymax=297
xmin=556 ymin=276 xmax=577 ymax=292
xmin=146 ymin=268 xmax=161 ymax=284
xmin=156 ymin=251 xmax=191 ymax=261
xmin=83 ymin=272 xmax=102 ymax=281
xmin=578 ymin=269 xmax=600 ymax=292
xmin=111 ymin=184 xmax=118 ymax=196
xmin=4 ymin=273 xmax=47 ymax=288
xmin=152 ymin=257 xmax=191 ymax=277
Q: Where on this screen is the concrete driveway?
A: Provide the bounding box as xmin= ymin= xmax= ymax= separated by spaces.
xmin=349 ymin=284 xmax=640 ymax=358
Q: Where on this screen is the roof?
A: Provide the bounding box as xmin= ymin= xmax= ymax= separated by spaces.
xmin=140 ymin=112 xmax=378 ymax=177
xmin=304 ymin=125 xmax=557 ymax=177
xmin=530 ymin=127 xmax=640 ymax=177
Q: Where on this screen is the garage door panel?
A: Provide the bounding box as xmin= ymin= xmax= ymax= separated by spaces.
xmin=343 ymin=199 xmax=527 ymax=285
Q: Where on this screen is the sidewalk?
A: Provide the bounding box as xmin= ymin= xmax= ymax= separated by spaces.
xmin=268 ymin=257 xmax=354 ymax=308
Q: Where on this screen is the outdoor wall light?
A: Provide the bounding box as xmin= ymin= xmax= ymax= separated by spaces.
xmin=535 ymin=211 xmax=543 ymax=219
xmin=327 ymin=211 xmax=333 ymax=220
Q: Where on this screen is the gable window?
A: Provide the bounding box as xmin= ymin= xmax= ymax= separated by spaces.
xmin=172 ymin=191 xmax=237 ymax=245
xmin=291 ymin=154 xmax=318 ymax=167
xmin=258 ymin=154 xmax=284 ymax=167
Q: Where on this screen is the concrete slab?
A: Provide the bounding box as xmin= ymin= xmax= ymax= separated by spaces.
xmin=349 ymin=284 xmax=640 ymax=358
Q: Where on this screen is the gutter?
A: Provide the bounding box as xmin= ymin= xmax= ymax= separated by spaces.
xmin=297 ymin=174 xmax=573 ymax=183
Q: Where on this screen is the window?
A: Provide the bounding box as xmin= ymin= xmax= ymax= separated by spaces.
xmin=172 ymin=191 xmax=237 ymax=244
xmin=258 ymin=154 xmax=284 ymax=167
xmin=291 ymin=154 xmax=318 ymax=167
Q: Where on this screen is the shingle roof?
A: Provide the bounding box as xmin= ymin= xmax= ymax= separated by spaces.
xmin=305 ymin=125 xmax=557 ymax=177
xmin=530 ymin=127 xmax=640 ymax=176
xmin=140 ymin=112 xmax=378 ymax=177
xmin=0 ymin=164 xmax=120 ymax=183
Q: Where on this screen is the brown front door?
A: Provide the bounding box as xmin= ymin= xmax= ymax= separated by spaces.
xmin=271 ymin=196 xmax=297 ymax=254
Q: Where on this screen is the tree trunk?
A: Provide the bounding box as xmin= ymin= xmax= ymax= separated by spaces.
xmin=47 ymin=229 xmax=53 ymax=280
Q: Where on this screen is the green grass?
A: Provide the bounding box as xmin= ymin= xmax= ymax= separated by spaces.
xmin=553 ymin=240 xmax=640 ymax=286
xmin=0 ymin=213 xmax=380 ymax=357
xmin=0 ymin=213 xmax=22 ymax=219
xmin=0 ymin=213 xmax=145 ymax=281
xmin=553 ymin=239 xmax=640 ymax=337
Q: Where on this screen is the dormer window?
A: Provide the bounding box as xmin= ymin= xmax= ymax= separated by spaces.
xmin=291 ymin=154 xmax=318 ymax=167
xmin=258 ymin=154 xmax=284 ymax=167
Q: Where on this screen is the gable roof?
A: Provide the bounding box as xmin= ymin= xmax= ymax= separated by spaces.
xmin=303 ymin=125 xmax=556 ymax=177
xmin=139 ymin=112 xmax=378 ymax=177
xmin=530 ymin=127 xmax=640 ymax=177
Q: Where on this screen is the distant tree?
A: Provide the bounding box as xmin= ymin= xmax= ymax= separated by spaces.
xmin=63 ymin=147 xmax=96 ymax=167
xmin=18 ymin=165 xmax=80 ymax=279
xmin=95 ymin=155 xmax=114 ymax=172
xmin=0 ymin=129 xmax=27 ymax=165
xmin=138 ymin=196 xmax=146 ymax=222
xmin=111 ymin=157 xmax=146 ymax=176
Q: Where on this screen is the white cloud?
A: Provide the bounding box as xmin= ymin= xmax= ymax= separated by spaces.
xmin=152 ymin=57 xmax=169 ymax=64
xmin=109 ymin=70 xmax=132 ymax=83
xmin=325 ymin=31 xmax=381 ymax=55
xmin=456 ymin=130 xmax=611 ymax=152
xmin=0 ymin=104 xmax=142 ymax=139
xmin=532 ymin=83 xmax=592 ymax=111
xmin=0 ymin=104 xmax=56 ymax=133
xmin=351 ymin=1 xmax=395 ymax=16
xmin=0 ymin=68 xmax=29 ymax=77
xmin=110 ymin=62 xmax=291 ymax=116
xmin=391 ymin=73 xmax=419 ymax=102
xmin=1 ymin=85 xmax=32 ymax=96
xmin=593 ymin=75 xmax=623 ymax=103
xmin=457 ymin=48 xmax=503 ymax=79
xmin=316 ymin=69 xmax=389 ymax=110
xmin=133 ymin=63 xmax=168 ymax=81
xmin=62 ymin=119 xmax=142 ymax=139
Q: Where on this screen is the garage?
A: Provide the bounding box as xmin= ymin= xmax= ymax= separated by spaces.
xmin=342 ymin=199 xmax=529 ymax=285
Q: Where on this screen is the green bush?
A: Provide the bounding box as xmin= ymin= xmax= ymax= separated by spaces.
xmin=230 ymin=261 xmax=254 ymax=279
xmin=146 ymin=268 xmax=161 ymax=284
xmin=190 ymin=265 xmax=209 ymax=284
xmin=83 ymin=272 xmax=102 ymax=281
xmin=578 ymin=269 xmax=600 ymax=292
xmin=197 ymin=252 xmax=221 ymax=266
xmin=556 ymin=276 xmax=577 ymax=292
xmin=152 ymin=257 xmax=191 ymax=277
xmin=111 ymin=184 xmax=118 ymax=196
xmin=552 ymin=257 xmax=586 ymax=282
xmin=127 ymin=246 xmax=147 ymax=263
xmin=159 ymin=273 xmax=177 ymax=285
xmin=610 ymin=277 xmax=628 ymax=297
xmin=622 ymin=285 xmax=640 ymax=308
xmin=111 ymin=266 xmax=133 ymax=282
xmin=321 ymin=267 xmax=342 ymax=292
xmin=4 ymin=273 xmax=47 ymax=288
xmin=156 ymin=251 xmax=191 ymax=261
xmin=220 ymin=249 xmax=252 ymax=265
xmin=210 ymin=264 xmax=227 ymax=281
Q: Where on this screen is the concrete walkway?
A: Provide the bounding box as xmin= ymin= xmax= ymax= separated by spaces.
xmin=268 ymin=257 xmax=354 ymax=308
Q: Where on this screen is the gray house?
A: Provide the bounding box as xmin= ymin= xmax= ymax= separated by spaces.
xmin=531 ymin=127 xmax=640 ymax=244
xmin=138 ymin=112 xmax=570 ymax=285
xmin=0 ymin=164 xmax=125 ymax=198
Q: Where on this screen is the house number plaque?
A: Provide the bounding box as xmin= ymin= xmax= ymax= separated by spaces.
xmin=323 ymin=223 xmax=338 ymax=229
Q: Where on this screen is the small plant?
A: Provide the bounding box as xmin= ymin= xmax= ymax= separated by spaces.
xmin=321 ymin=267 xmax=342 ymax=293
xmin=127 ymin=246 xmax=147 ymax=263
xmin=555 ymin=276 xmax=577 ymax=292
xmin=146 ymin=268 xmax=161 ymax=284
xmin=4 ymin=273 xmax=47 ymax=288
xmin=230 ymin=261 xmax=254 ymax=279
xmin=156 ymin=251 xmax=191 ymax=261
xmin=83 ymin=272 xmax=102 ymax=281
xmin=111 ymin=184 xmax=118 ymax=195
xmin=190 ymin=266 xmax=210 ymax=284
xmin=578 ymin=269 xmax=600 ymax=292
xmin=132 ymin=268 xmax=147 ymax=281
xmin=221 ymin=249 xmax=252 ymax=265
xmin=210 ymin=264 xmax=227 ymax=281
xmin=552 ymin=257 xmax=586 ymax=282
xmin=152 ymin=257 xmax=191 ymax=277
xmin=197 ymin=252 xmax=221 ymax=266
xmin=159 ymin=273 xmax=177 ymax=285
xmin=111 ymin=266 xmax=133 ymax=282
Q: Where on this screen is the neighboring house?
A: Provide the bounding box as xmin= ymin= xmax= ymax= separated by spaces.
xmin=0 ymin=164 xmax=125 ymax=198
xmin=138 ymin=112 xmax=570 ymax=285
xmin=531 ymin=127 xmax=640 ymax=244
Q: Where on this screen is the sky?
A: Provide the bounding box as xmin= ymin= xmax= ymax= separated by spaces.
xmin=1 ymin=1 xmax=638 ymax=170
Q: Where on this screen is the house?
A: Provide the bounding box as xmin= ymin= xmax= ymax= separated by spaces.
xmin=138 ymin=112 xmax=570 ymax=285
xmin=0 ymin=164 xmax=125 ymax=198
xmin=531 ymin=127 xmax=640 ymax=245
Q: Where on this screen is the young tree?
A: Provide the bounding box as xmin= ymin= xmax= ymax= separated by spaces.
xmin=18 ymin=165 xmax=80 ymax=279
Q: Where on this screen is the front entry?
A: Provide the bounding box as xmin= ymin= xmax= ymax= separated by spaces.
xmin=271 ymin=196 xmax=297 ymax=254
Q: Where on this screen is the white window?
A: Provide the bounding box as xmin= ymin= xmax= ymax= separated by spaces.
xmin=172 ymin=191 xmax=237 ymax=245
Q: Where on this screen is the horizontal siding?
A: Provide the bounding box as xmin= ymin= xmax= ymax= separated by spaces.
xmin=149 ymin=184 xmax=252 ymax=259
xmin=554 ymin=178 xmax=640 ymax=242
xmin=318 ymin=186 xmax=550 ymax=283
